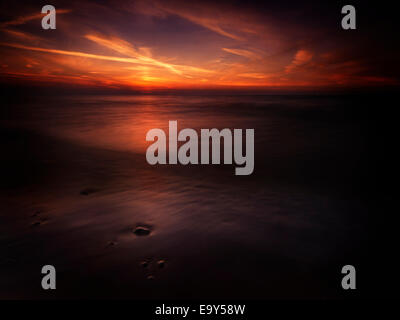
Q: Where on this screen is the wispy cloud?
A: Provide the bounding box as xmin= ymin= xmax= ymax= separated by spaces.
xmin=166 ymin=11 xmax=243 ymax=40
xmin=0 ymin=42 xmax=145 ymax=64
xmin=85 ymin=34 xmax=183 ymax=75
xmin=0 ymin=9 xmax=71 ymax=27
xmin=238 ymin=73 xmax=268 ymax=79
xmin=285 ymin=49 xmax=313 ymax=73
xmin=1 ymin=29 xmax=43 ymax=42
xmin=133 ymin=0 xmax=257 ymax=40
xmin=222 ymin=48 xmax=260 ymax=59
xmin=85 ymin=34 xmax=213 ymax=76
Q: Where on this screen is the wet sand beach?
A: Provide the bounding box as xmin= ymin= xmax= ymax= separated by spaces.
xmin=1 ymin=93 xmax=369 ymax=299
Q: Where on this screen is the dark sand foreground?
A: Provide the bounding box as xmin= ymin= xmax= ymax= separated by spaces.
xmin=0 ymin=93 xmax=371 ymax=299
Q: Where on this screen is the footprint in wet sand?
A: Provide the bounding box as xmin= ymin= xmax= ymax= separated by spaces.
xmin=139 ymin=258 xmax=167 ymax=280
xmin=141 ymin=260 xmax=150 ymax=268
xmin=157 ymin=260 xmax=166 ymax=269
xmin=80 ymin=188 xmax=99 ymax=196
xmin=31 ymin=210 xmax=41 ymax=217
xmin=133 ymin=225 xmax=152 ymax=236
xmin=30 ymin=210 xmax=50 ymax=227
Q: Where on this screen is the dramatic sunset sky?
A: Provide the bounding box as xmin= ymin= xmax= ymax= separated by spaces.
xmin=0 ymin=0 xmax=398 ymax=90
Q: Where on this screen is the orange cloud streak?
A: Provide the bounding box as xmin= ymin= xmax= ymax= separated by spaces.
xmin=0 ymin=9 xmax=71 ymax=27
